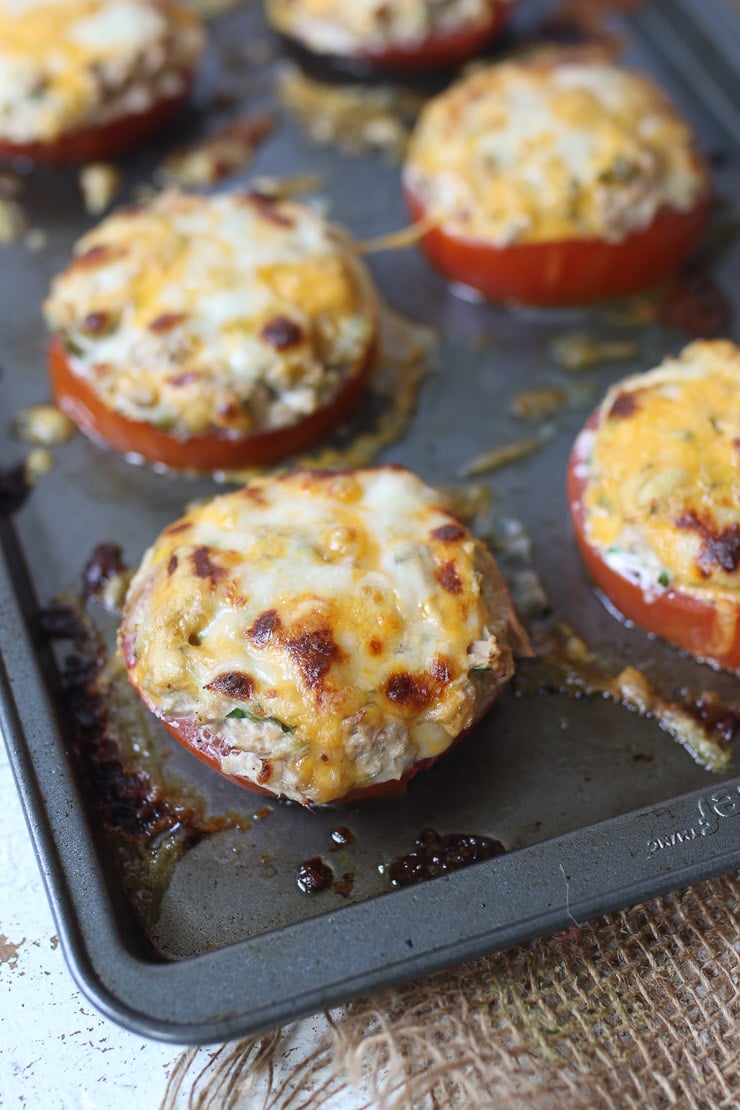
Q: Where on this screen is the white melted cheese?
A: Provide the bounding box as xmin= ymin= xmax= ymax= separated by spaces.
xmin=600 ymin=528 xmax=672 ymax=604
xmin=68 ymin=0 xmax=164 ymax=51
xmin=0 ymin=0 xmax=204 ymax=142
xmin=44 ymin=190 xmax=378 ymax=438
xmin=121 ymin=467 xmax=524 ymax=805
xmin=265 ymin=0 xmax=508 ymax=57
xmin=404 ymin=59 xmax=708 ymax=245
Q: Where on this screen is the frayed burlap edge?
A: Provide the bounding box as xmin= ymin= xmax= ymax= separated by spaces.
xmin=161 ymin=873 xmax=739 ymax=1110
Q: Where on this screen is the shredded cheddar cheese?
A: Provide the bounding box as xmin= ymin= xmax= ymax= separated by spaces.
xmin=0 ymin=0 xmax=204 ymax=143
xmin=404 ymin=59 xmax=708 ymax=245
xmin=575 ymin=340 xmax=740 ymax=604
xmin=44 ymin=190 xmax=378 ymax=439
xmin=121 ymin=467 xmax=526 ymax=805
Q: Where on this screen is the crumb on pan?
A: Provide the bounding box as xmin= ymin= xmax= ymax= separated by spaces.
xmin=79 ymin=163 xmax=122 ymax=215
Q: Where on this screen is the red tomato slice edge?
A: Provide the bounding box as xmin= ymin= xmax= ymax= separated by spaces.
xmin=567 ymin=414 xmax=740 ymax=672
xmin=121 ymin=631 xmax=501 ymax=804
xmin=405 ymin=181 xmax=709 ymax=306
xmin=157 ymin=698 xmax=499 ymax=805
xmin=0 ymin=79 xmax=193 ymax=164
xmin=358 ymin=2 xmax=512 ymax=71
xmin=49 ymin=331 xmax=377 ymax=471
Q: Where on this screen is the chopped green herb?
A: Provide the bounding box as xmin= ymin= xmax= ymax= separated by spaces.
xmin=599 ymin=156 xmax=637 ymax=184
xmin=657 ymin=571 xmax=670 ymax=588
xmin=62 ymin=334 xmax=85 ymax=358
xmin=265 ymin=715 xmax=293 ymax=734
xmin=225 ymin=706 xmax=293 ymax=732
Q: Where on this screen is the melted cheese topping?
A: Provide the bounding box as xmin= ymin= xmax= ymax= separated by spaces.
xmin=576 ymin=340 xmax=740 ymax=604
xmin=404 ymin=59 xmax=708 ymax=245
xmin=265 ymin=0 xmax=506 ymax=56
xmin=0 ymin=0 xmax=204 ymax=142
xmin=121 ymin=467 xmax=524 ymax=805
xmin=44 ymin=190 xmax=378 ymax=438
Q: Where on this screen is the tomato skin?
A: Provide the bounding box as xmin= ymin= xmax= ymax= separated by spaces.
xmin=158 ymin=702 xmax=496 ymax=805
xmin=0 ymin=80 xmax=193 ymax=165
xmin=405 ymin=181 xmax=709 ymax=306
xmin=357 ymin=3 xmax=512 ymax=71
xmin=160 ymin=717 xmax=434 ymax=802
xmin=48 ymin=332 xmax=377 ymax=471
xmin=121 ymin=632 xmax=500 ymax=805
xmin=274 ymin=2 xmax=511 ymax=72
xmin=567 ymin=415 xmax=740 ymax=672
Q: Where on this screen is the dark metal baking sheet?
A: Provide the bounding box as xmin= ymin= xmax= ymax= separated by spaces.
xmin=1 ymin=0 xmax=739 ymax=1043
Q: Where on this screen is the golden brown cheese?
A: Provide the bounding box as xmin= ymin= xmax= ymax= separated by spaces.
xmin=404 ymin=59 xmax=708 ymax=245
xmin=121 ymin=467 xmax=526 ymax=805
xmin=573 ymin=340 xmax=740 ymax=604
xmin=265 ymin=0 xmax=508 ymax=56
xmin=44 ymin=190 xmax=378 ymax=440
xmin=0 ymin=0 xmax=204 ymax=143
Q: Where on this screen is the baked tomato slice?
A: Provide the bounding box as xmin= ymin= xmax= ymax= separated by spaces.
xmin=120 ymin=584 xmax=509 ymax=806
xmin=567 ymin=414 xmax=740 ymax=672
xmin=358 ymin=2 xmax=512 ymax=71
xmin=135 ymin=673 xmax=510 ymax=804
xmin=0 ymin=82 xmax=193 ymax=165
xmin=49 ymin=333 xmax=377 ymax=471
xmin=405 ymin=182 xmax=709 ymax=306
xmin=119 ymin=660 xmax=500 ymax=805
xmin=154 ymin=715 xmax=490 ymax=803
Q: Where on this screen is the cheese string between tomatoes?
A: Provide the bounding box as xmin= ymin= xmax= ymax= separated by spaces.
xmin=355 ymin=212 xmax=440 ymax=254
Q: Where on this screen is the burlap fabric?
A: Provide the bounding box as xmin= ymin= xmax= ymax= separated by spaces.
xmin=161 ymin=872 xmax=738 ymax=1109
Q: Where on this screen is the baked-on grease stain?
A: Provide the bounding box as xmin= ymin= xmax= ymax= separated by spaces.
xmin=515 ymin=620 xmax=737 ymax=771
xmin=83 ymin=542 xmax=127 ymax=598
xmin=37 ymin=603 xmax=87 ymax=640
xmin=661 ymin=265 xmax=731 ymax=338
xmin=37 ymin=597 xmax=242 ymax=926
xmin=333 ymin=872 xmax=355 ymax=898
xmin=296 ymin=857 xmax=334 ymax=893
xmin=684 ymin=694 xmax=740 ymax=745
xmin=387 ymin=828 xmax=506 ymax=887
